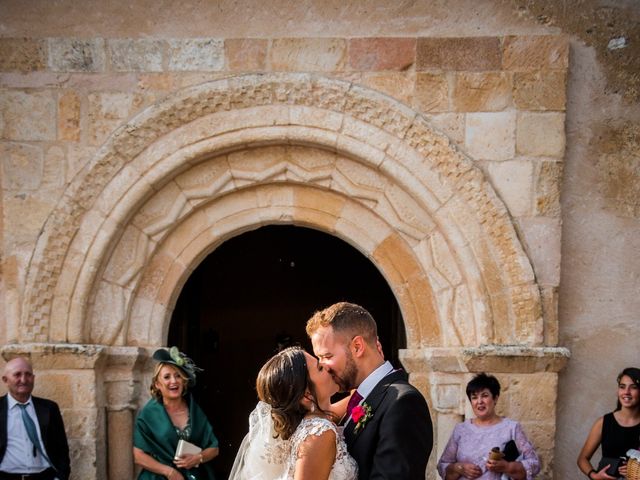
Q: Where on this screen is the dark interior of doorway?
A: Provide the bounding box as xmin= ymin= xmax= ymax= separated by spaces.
xmin=169 ymin=225 xmax=405 ymax=478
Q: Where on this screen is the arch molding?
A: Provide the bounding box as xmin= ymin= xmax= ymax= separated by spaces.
xmin=20 ymin=73 xmax=541 ymax=349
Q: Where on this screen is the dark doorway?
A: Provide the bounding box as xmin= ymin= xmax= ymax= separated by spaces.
xmin=169 ymin=225 xmax=404 ymax=478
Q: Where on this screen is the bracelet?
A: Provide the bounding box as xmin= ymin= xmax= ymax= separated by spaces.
xmin=199 ymin=452 xmax=204 ymax=464
xmin=587 ymin=469 xmax=596 ymax=479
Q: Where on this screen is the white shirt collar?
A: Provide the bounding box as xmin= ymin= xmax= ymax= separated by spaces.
xmin=356 ymin=360 xmax=394 ymax=401
xmin=7 ymin=393 xmax=33 ymax=409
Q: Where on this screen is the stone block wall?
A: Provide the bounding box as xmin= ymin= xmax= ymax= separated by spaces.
xmin=1 ymin=30 xmax=567 ymax=480
xmin=2 ymin=2 xmax=639 ymax=479
xmin=1 ymin=33 xmax=566 ymax=340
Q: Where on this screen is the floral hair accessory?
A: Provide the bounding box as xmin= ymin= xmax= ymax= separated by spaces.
xmin=352 ymin=402 xmax=373 ymax=433
xmin=169 ymin=346 xmax=185 ymax=366
xmin=152 ymin=346 xmax=203 ymax=387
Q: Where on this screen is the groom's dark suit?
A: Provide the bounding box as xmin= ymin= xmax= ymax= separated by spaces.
xmin=0 ymin=394 xmax=71 ymax=480
xmin=344 ymin=370 xmax=433 ymax=479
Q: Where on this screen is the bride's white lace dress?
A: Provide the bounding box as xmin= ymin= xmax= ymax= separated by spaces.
xmin=284 ymin=416 xmax=358 ymax=480
xmin=229 ymin=402 xmax=358 ymax=480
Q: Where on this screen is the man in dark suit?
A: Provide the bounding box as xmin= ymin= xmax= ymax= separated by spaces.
xmin=307 ymin=302 xmax=433 ymax=479
xmin=0 ymin=357 xmax=70 ymax=480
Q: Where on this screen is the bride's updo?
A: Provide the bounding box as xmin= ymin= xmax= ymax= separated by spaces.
xmin=256 ymin=346 xmax=315 ymax=440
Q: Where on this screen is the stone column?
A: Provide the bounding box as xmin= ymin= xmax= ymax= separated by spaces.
xmin=1 ymin=343 xmax=108 ymax=480
xmin=400 ymin=346 xmax=570 ymax=480
xmin=104 ymin=346 xmax=147 ymax=480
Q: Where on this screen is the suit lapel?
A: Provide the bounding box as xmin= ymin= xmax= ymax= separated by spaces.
xmin=345 ymin=370 xmax=407 ymax=446
xmin=0 ymin=395 xmax=8 ymax=458
xmin=32 ymin=397 xmax=50 ymax=441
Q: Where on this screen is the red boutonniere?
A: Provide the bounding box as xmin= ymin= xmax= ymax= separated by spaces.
xmin=352 ymin=402 xmax=373 ymax=433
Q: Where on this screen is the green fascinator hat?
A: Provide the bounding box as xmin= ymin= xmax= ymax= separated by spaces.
xmin=152 ymin=346 xmax=203 ymax=387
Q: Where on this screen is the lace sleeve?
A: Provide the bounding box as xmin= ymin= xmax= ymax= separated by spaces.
xmin=514 ymin=422 xmax=540 ymax=480
xmin=290 ymin=417 xmax=337 ymax=455
xmin=285 ymin=416 xmax=358 ymax=480
xmin=437 ymin=423 xmax=461 ymax=478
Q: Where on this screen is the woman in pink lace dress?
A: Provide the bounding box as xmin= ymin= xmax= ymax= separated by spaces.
xmin=437 ymin=373 xmax=540 ymax=480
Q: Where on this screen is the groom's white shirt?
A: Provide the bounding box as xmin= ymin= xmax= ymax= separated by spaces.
xmin=346 ymin=360 xmax=393 ymax=425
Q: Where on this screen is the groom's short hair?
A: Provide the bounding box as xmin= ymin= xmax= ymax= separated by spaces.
xmin=306 ymin=302 xmax=378 ymax=345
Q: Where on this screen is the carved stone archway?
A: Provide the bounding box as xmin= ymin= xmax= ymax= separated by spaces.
xmin=22 ymin=74 xmax=541 ymax=346
xmin=11 ymin=74 xmax=567 ymax=479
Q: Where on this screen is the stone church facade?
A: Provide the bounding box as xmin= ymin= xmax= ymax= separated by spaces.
xmin=1 ymin=2 xmax=638 ymax=479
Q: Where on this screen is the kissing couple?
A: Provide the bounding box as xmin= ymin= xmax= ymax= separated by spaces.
xmin=230 ymin=302 xmax=433 ymax=479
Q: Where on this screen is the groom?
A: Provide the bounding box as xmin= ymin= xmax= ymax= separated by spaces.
xmin=307 ymin=302 xmax=433 ymax=479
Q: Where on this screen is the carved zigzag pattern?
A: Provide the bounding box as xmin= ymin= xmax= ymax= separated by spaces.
xmin=106 ymin=156 xmax=432 ymax=297
xmin=23 ymin=74 xmax=536 ymax=342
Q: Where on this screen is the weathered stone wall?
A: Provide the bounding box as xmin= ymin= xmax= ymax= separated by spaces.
xmin=0 ymin=13 xmax=566 ymax=347
xmin=505 ymin=1 xmax=640 ymax=477
xmin=1 ymin=1 xmax=637 ymax=479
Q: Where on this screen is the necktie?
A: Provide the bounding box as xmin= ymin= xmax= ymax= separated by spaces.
xmin=18 ymin=403 xmax=51 ymax=466
xmin=346 ymin=391 xmax=363 ymax=420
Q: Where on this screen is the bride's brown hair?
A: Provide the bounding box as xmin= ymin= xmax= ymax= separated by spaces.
xmin=256 ymin=346 xmax=320 ymax=440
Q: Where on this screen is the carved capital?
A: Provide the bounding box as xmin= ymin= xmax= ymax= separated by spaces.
xmin=400 ymin=345 xmax=570 ymax=374
xmin=1 ymin=343 xmax=106 ymax=370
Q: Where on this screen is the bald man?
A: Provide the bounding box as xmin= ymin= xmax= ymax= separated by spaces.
xmin=0 ymin=357 xmax=70 ymax=480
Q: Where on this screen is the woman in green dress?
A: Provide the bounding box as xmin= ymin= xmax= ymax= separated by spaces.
xmin=134 ymin=347 xmax=219 ymax=480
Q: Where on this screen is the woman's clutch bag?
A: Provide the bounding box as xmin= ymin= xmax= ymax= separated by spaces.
xmin=175 ymin=439 xmax=201 ymax=458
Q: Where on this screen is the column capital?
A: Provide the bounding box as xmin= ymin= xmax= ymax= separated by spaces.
xmin=1 ymin=343 xmax=107 ymax=369
xmin=400 ymin=345 xmax=570 ymax=374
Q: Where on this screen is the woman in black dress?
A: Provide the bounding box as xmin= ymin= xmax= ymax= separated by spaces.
xmin=578 ymin=367 xmax=640 ymax=479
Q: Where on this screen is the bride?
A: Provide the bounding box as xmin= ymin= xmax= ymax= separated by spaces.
xmin=230 ymin=346 xmax=358 ymax=480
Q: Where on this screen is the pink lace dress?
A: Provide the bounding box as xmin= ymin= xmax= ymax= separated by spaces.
xmin=437 ymin=418 xmax=540 ymax=479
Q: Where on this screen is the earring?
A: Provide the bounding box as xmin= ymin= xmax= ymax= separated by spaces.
xmin=310 ymin=403 xmax=316 ymax=413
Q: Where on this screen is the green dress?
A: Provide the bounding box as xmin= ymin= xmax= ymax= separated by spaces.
xmin=134 ymin=395 xmax=218 ymax=480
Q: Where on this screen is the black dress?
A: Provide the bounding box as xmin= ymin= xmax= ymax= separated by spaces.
xmin=601 ymin=412 xmax=640 ymax=458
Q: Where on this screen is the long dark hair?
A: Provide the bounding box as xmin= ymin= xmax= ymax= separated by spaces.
xmin=256 ymin=346 xmax=320 ymax=440
xmin=615 ymin=367 xmax=640 ymax=411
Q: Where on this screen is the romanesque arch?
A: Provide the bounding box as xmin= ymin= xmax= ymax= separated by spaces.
xmin=10 ymin=73 xmax=572 ymax=479
xmin=21 ymin=73 xmax=541 ymax=349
